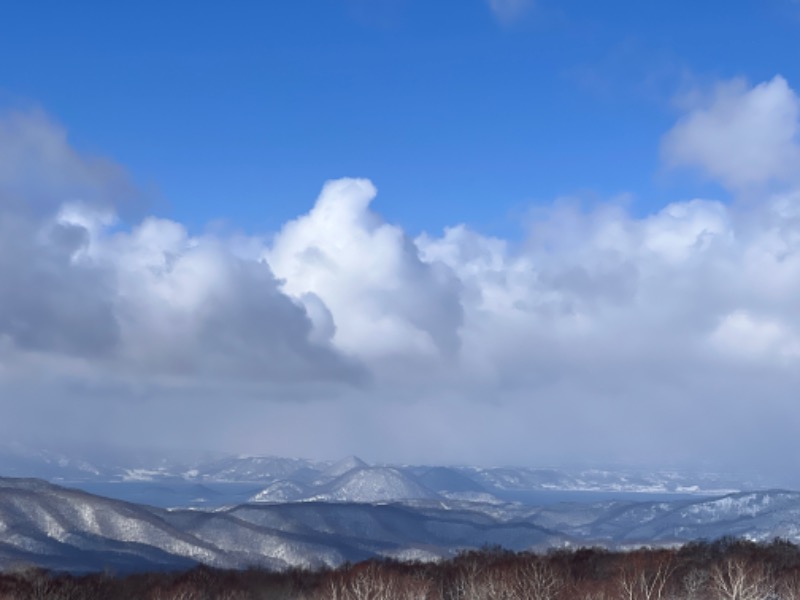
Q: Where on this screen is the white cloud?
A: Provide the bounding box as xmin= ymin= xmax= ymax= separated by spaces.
xmin=711 ymin=310 xmax=800 ymax=362
xmin=267 ymin=178 xmax=463 ymax=370
xmin=0 ymin=113 xmax=361 ymax=386
xmin=662 ymin=76 xmax=800 ymax=190
xmin=6 ymin=78 xmax=800 ymax=472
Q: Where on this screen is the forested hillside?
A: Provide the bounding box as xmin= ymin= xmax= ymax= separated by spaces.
xmin=3 ymin=538 xmax=800 ymax=599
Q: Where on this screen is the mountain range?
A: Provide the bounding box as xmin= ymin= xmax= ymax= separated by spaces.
xmin=2 ymin=449 xmax=798 ymax=573
xmin=0 ymin=446 xmax=766 ymax=508
xmin=2 ymin=476 xmax=800 ymax=573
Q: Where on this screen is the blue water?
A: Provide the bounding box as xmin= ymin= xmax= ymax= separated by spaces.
xmin=492 ymin=489 xmax=710 ymax=506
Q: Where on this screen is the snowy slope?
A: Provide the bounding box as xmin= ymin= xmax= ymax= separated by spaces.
xmin=578 ymin=490 xmax=800 ymax=544
xmin=0 ymin=477 xmax=563 ymax=572
xmin=251 ymin=466 xmax=441 ymax=504
xmin=250 ymin=480 xmax=308 ymax=503
xmin=309 ymin=467 xmax=439 ymax=503
xmin=6 ymin=477 xmax=800 ymax=573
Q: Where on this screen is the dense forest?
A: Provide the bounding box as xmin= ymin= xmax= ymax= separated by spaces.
xmin=4 ymin=538 xmax=800 ymax=599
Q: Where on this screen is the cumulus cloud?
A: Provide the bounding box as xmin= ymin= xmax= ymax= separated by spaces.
xmin=6 ymin=78 xmax=800 ymax=475
xmin=0 ymin=112 xmax=361 ymax=387
xmin=662 ymin=76 xmax=800 ymax=190
xmin=0 ymin=214 xmax=118 ymax=357
xmin=407 ymin=188 xmax=800 ymax=473
xmin=0 ymin=110 xmax=134 ymax=216
xmin=268 ymin=178 xmax=463 ymax=372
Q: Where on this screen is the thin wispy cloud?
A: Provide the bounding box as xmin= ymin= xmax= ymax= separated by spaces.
xmin=486 ymin=0 xmax=534 ymax=24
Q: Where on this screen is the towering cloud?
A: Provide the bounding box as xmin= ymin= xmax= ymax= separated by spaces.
xmin=3 ymin=77 xmax=800 ymax=472
xmin=268 ymin=179 xmax=463 ymax=368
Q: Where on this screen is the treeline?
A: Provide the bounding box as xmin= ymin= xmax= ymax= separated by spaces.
xmin=4 ymin=538 xmax=800 ymax=599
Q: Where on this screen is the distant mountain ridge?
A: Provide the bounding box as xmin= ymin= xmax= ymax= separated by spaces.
xmin=253 ymin=466 xmax=441 ymax=504
xmin=0 ymin=447 xmax=766 ymax=502
xmin=2 ymin=477 xmax=800 ymax=573
xmin=0 ymin=477 xmax=561 ymax=573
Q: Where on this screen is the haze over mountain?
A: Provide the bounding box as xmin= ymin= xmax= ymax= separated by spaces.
xmin=0 ymin=447 xmax=766 ymax=508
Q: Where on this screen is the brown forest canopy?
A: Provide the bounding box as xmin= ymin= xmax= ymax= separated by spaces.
xmin=5 ymin=538 xmax=800 ymax=599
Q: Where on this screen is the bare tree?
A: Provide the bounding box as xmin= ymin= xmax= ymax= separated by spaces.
xmin=617 ymin=552 xmax=675 ymax=600
xmin=709 ymin=557 xmax=775 ymax=600
xmin=504 ymin=559 xmax=564 ymax=600
xmin=447 ymin=555 xmax=488 ymax=600
xmin=682 ymin=567 xmax=710 ymax=600
xmin=311 ymin=563 xmax=433 ymax=600
xmin=778 ymin=568 xmax=800 ymax=600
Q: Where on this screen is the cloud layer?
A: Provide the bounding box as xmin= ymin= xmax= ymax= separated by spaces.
xmin=3 ymin=76 xmax=800 ymax=476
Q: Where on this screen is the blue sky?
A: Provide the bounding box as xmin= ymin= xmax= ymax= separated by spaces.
xmin=3 ymin=1 xmax=800 ymax=472
xmin=2 ymin=0 xmax=797 ymax=236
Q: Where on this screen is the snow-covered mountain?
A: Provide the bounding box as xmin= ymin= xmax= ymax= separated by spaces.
xmin=459 ymin=466 xmax=747 ymax=495
xmin=563 ymin=490 xmax=800 ymax=544
xmin=246 ymin=461 xmax=752 ymax=507
xmin=0 ymin=446 xmax=776 ymax=508
xmin=251 ymin=465 xmax=500 ymax=505
xmin=4 ymin=477 xmax=800 ymax=573
xmin=250 ymin=480 xmax=308 ymax=503
xmin=0 ymin=477 xmax=561 ymax=573
xmin=306 ymin=467 xmax=439 ymax=503
xmin=183 ymin=456 xmax=325 ymax=484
